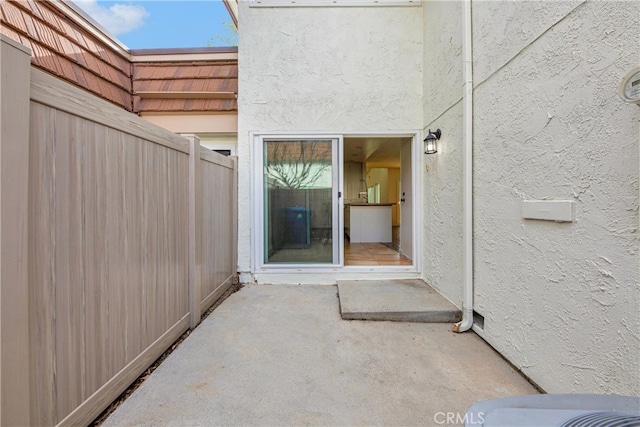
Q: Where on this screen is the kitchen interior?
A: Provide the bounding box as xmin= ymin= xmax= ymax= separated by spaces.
xmin=343 ymin=137 xmax=412 ymax=266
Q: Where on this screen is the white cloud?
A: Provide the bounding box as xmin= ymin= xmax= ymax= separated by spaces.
xmin=76 ymin=0 xmax=149 ymax=35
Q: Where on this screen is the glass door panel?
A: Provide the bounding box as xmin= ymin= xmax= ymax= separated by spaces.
xmin=263 ymin=139 xmax=337 ymax=264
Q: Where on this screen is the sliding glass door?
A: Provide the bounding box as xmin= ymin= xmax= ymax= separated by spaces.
xmin=261 ymin=137 xmax=341 ymax=265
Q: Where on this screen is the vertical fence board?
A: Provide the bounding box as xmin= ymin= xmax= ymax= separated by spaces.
xmin=201 ymin=162 xmax=212 ymax=300
xmin=134 ymin=137 xmax=148 ymax=358
xmin=155 ymin=145 xmax=167 ymax=335
xmin=177 ymin=152 xmax=190 ymax=317
xmin=54 ymin=111 xmax=86 ymax=421
xmin=188 ymin=137 xmax=202 ymax=328
xmin=106 ymin=128 xmax=126 ymax=381
xmin=28 ymin=102 xmax=57 ymax=426
xmin=220 ymin=167 xmax=232 ymax=285
xmin=124 ymin=137 xmax=143 ymax=362
xmin=172 ymin=154 xmax=181 ymax=324
xmin=142 ymin=142 xmax=153 ymax=345
xmin=161 ymin=148 xmax=172 ymax=332
xmin=166 ymin=149 xmax=176 ymax=327
xmin=231 ymin=157 xmax=238 ymax=278
xmin=147 ymin=143 xmax=161 ymax=343
xmin=167 ymin=150 xmax=189 ymax=325
xmin=163 ymin=148 xmax=172 ymax=331
xmin=83 ymin=120 xmax=109 ymax=397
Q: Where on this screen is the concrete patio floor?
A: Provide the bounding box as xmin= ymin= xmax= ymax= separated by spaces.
xmin=103 ymin=285 xmax=538 ymax=426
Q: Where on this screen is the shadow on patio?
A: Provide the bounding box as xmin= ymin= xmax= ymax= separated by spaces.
xmin=102 ymin=285 xmax=538 ymax=426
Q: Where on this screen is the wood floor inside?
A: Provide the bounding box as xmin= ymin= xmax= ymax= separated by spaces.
xmin=344 ymin=227 xmax=412 ymax=266
xmin=344 ymin=242 xmax=412 ymax=266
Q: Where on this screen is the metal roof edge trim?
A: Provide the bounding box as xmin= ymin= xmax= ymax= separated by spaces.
xmin=136 ymin=91 xmax=237 ymax=99
xmin=222 ymin=0 xmax=239 ymax=28
xmin=131 ymin=52 xmax=238 ymax=63
xmin=131 ymin=47 xmax=238 ymax=55
xmin=139 ymin=111 xmax=238 ymax=117
xmin=53 ymin=0 xmax=131 ymax=59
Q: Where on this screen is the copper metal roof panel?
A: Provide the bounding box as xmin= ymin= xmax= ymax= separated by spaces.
xmin=2 ymin=2 xmax=27 ymax=33
xmin=133 ymin=63 xmax=238 ymax=80
xmin=25 ymin=0 xmax=44 ymax=20
xmin=22 ymin=9 xmax=39 ymax=39
xmin=34 ymin=18 xmax=62 ymax=52
xmin=134 ymin=98 xmax=237 ymax=113
xmin=133 ymin=78 xmax=237 ymax=94
xmin=36 ymin=3 xmax=63 ymax=31
xmin=131 ymin=59 xmax=238 ymax=113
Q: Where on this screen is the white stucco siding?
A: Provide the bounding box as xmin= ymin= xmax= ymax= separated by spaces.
xmin=472 ymin=0 xmax=584 ymax=86
xmin=472 ymin=0 xmax=639 ymax=395
xmin=237 ymin=4 xmax=423 ymax=275
xmin=239 ymin=7 xmax=423 ymax=132
xmin=422 ymin=107 xmax=465 ymax=306
xmin=423 ymin=0 xmax=463 ymax=126
xmin=422 ymin=2 xmax=465 ymax=306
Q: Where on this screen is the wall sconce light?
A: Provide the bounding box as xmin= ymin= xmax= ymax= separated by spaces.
xmin=424 ymin=129 xmax=441 ymax=154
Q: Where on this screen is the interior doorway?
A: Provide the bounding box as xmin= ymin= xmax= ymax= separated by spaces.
xmin=343 ymin=136 xmax=413 ymax=266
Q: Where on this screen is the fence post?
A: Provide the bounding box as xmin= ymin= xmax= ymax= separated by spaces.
xmin=0 ymin=35 xmax=32 ymax=426
xmin=230 ymin=156 xmax=239 ymax=277
xmin=187 ymin=135 xmax=203 ymax=329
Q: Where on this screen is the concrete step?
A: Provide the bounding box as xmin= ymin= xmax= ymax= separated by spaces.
xmin=337 ymin=279 xmax=462 ymax=323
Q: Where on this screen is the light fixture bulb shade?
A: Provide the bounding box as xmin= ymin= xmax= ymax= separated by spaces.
xmin=424 ymin=128 xmax=441 ymax=154
xmin=425 ymin=139 xmax=437 ymax=154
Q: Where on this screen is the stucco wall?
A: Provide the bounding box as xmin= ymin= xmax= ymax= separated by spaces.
xmin=423 ymin=0 xmax=639 ymax=395
xmin=237 ymin=4 xmax=423 ymax=276
xmin=422 ymin=1 xmax=465 ymax=306
xmin=472 ymin=0 xmax=639 ymax=394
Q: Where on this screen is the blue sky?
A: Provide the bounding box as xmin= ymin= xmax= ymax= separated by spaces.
xmin=74 ymin=0 xmax=237 ymax=49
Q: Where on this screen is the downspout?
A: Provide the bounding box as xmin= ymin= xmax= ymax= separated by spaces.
xmin=453 ymin=0 xmax=474 ymax=333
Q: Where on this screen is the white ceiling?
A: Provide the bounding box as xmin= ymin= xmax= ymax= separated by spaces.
xmin=343 ymin=137 xmax=410 ymax=168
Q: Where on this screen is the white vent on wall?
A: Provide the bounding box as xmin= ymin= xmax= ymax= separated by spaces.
xmin=522 ymin=200 xmax=574 ymax=222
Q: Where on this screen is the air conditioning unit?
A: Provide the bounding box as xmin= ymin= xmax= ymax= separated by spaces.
xmin=464 ymin=394 xmax=640 ymax=427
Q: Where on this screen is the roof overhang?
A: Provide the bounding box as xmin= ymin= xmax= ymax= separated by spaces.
xmin=136 ymin=91 xmax=237 ymax=100
xmin=130 ymin=47 xmax=238 ymax=63
xmin=223 ymin=0 xmax=239 ymax=28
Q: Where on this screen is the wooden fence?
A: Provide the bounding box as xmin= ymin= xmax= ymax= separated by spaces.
xmin=0 ymin=35 xmax=238 ymax=426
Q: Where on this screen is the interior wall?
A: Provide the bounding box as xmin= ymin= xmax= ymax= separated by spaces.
xmin=388 ymin=168 xmax=400 ymax=225
xmin=237 ymin=4 xmax=423 ymax=277
xmin=471 ymin=0 xmax=640 ymax=395
xmin=365 ymin=168 xmax=389 ymax=203
xmin=343 ymin=162 xmax=364 ymax=204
